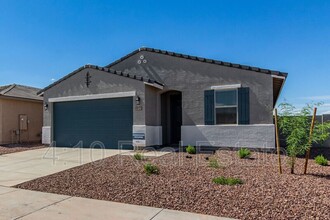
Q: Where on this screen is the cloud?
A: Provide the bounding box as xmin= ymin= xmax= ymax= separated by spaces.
xmin=278 ymin=103 xmax=330 ymax=115
xmin=51 ymin=78 xmax=56 ymax=82
xmin=313 ymin=104 xmax=330 ymax=115
xmin=299 ymin=95 xmax=330 ymax=100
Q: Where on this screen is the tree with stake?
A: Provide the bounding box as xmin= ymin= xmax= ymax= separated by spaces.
xmin=278 ymin=102 xmax=330 ymax=174
xmin=304 ymin=108 xmax=317 ymax=174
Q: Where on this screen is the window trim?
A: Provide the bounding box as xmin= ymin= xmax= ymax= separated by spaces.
xmin=211 ymin=84 xmax=241 ymax=90
xmin=214 ymin=88 xmax=238 ymax=125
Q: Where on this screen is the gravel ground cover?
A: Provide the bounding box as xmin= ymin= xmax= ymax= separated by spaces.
xmin=16 ymin=150 xmax=330 ymax=220
xmin=0 ymin=143 xmax=45 ymax=155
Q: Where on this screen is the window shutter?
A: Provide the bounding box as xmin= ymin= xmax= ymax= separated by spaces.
xmin=238 ymin=87 xmax=250 ymax=124
xmin=204 ymin=90 xmax=215 ymax=125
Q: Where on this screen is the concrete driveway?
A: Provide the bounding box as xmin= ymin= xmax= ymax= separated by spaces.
xmin=0 ymin=147 xmax=131 ymax=186
xmin=0 ymin=186 xmax=231 ymax=220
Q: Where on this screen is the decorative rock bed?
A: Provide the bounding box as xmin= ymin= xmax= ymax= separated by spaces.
xmin=16 ymin=150 xmax=330 ymax=220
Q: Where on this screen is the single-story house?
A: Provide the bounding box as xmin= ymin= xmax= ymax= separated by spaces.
xmin=0 ymin=84 xmax=43 ymax=144
xmin=39 ymin=47 xmax=287 ymax=149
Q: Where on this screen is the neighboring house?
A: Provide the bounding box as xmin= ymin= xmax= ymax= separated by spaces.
xmin=0 ymin=84 xmax=43 ymax=144
xmin=39 ymin=47 xmax=287 ymax=149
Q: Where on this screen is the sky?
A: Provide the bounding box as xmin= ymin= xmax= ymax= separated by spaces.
xmin=0 ymin=0 xmax=330 ymax=113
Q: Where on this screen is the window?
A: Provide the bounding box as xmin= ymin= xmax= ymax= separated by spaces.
xmin=215 ymin=90 xmax=237 ymax=124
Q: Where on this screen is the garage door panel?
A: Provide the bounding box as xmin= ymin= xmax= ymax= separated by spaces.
xmin=53 ymin=97 xmax=133 ymax=149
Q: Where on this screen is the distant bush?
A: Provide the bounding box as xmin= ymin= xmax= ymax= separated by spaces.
xmin=144 ymin=163 xmax=159 ymax=175
xmin=134 ymin=153 xmax=144 ymax=160
xmin=315 ymin=155 xmax=328 ymax=166
xmin=186 ymin=145 xmax=196 ymax=154
xmin=208 ymin=158 xmax=220 ymax=168
xmin=238 ymin=148 xmax=251 ymax=159
xmin=212 ymin=176 xmax=243 ymax=185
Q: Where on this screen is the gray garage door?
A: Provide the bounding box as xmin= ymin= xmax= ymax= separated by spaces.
xmin=53 ymin=97 xmax=133 ymax=149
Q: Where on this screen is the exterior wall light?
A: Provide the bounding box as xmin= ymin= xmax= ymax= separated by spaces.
xmin=44 ymin=102 xmax=49 ymax=111
xmin=135 ymin=96 xmax=141 ymax=105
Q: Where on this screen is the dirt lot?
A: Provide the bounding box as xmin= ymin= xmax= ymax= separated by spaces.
xmin=16 ymin=150 xmax=330 ymax=220
xmin=0 ymin=143 xmax=45 ymax=155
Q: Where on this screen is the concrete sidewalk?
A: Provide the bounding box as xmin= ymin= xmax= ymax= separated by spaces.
xmin=0 ymin=147 xmax=131 ymax=186
xmin=0 ymin=186 xmax=232 ymax=220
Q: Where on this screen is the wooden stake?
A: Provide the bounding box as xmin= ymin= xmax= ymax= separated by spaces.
xmin=304 ymin=107 xmax=317 ymax=174
xmin=274 ymin=108 xmax=282 ymax=174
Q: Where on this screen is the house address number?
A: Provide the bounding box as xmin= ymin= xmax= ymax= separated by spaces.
xmin=135 ymin=106 xmax=142 ymax=111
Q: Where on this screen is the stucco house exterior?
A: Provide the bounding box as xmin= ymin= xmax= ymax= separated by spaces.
xmin=0 ymin=84 xmax=43 ymax=144
xmin=39 ymin=47 xmax=287 ymax=149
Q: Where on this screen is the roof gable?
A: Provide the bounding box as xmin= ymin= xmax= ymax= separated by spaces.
xmin=38 ymin=65 xmax=163 ymax=94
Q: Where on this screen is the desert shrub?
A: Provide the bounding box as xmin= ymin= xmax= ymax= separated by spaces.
xmin=134 ymin=153 xmax=144 ymax=160
xmin=186 ymin=145 xmax=196 ymax=154
xmin=278 ymin=102 xmax=330 ymax=174
xmin=212 ymin=176 xmax=243 ymax=185
xmin=238 ymin=148 xmax=251 ymax=159
xmin=144 ymin=163 xmax=159 ymax=175
xmin=315 ymin=155 xmax=328 ymax=166
xmin=208 ymin=158 xmax=220 ymax=168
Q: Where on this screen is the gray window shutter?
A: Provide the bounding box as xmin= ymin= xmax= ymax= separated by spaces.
xmin=238 ymin=87 xmax=250 ymax=124
xmin=204 ymin=90 xmax=214 ymax=125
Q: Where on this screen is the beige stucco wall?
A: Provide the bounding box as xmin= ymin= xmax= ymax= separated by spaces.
xmin=0 ymin=97 xmax=43 ymax=144
xmin=0 ymin=100 xmax=2 ymax=143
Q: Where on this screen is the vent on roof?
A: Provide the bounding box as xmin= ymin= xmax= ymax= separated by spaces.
xmin=137 ymin=54 xmax=147 ymax=64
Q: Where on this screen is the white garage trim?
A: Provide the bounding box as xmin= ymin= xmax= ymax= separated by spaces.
xmin=49 ymin=91 xmax=136 ymax=102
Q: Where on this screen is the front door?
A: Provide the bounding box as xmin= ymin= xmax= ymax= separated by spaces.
xmin=161 ymin=91 xmax=182 ymax=146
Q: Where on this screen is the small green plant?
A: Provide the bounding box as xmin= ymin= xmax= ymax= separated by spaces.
xmin=186 ymin=145 xmax=196 ymax=154
xmin=212 ymin=176 xmax=243 ymax=185
xmin=208 ymin=158 xmax=220 ymax=168
xmin=238 ymin=148 xmax=251 ymax=159
xmin=144 ymin=163 xmax=159 ymax=175
xmin=134 ymin=153 xmax=144 ymax=160
xmin=315 ymin=155 xmax=328 ymax=166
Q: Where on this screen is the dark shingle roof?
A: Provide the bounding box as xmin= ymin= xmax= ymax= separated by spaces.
xmin=37 ymin=65 xmax=163 ymax=94
xmin=40 ymin=47 xmax=288 ymax=95
xmin=0 ymin=84 xmax=43 ymax=101
xmin=106 ymin=47 xmax=288 ymax=77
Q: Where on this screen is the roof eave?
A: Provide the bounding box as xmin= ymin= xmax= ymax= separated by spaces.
xmin=0 ymin=95 xmax=43 ymax=102
xmin=272 ymin=75 xmax=287 ymax=107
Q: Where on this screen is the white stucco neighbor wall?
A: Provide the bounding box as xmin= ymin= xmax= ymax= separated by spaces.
xmin=181 ymin=125 xmax=275 ymax=149
xmin=42 ymin=126 xmax=51 ymax=144
xmin=133 ymin=125 xmax=162 ymax=147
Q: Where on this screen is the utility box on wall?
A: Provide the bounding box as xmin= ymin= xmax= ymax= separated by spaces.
xmin=19 ymin=114 xmax=28 ymax=131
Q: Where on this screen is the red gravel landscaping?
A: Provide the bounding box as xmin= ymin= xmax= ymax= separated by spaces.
xmin=0 ymin=143 xmax=45 ymax=155
xmin=16 ymin=150 xmax=330 ymax=220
